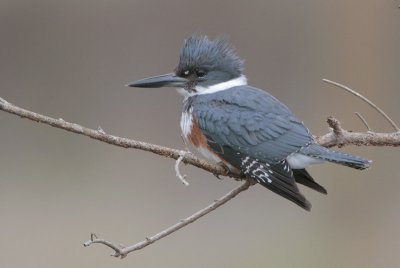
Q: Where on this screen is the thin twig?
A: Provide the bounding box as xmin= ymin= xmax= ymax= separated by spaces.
xmin=355 ymin=112 xmax=372 ymax=132
xmin=174 ymin=151 xmax=190 ymax=186
xmin=323 ymin=79 xmax=400 ymax=131
xmin=83 ymin=180 xmax=253 ymax=258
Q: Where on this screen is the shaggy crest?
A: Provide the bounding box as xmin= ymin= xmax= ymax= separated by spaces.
xmin=177 ymin=35 xmax=243 ymax=78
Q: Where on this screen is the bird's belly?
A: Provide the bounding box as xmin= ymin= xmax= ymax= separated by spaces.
xmin=196 ymin=146 xmax=237 ymax=172
xmin=286 ymin=153 xmax=324 ymax=169
xmin=196 ymin=146 xmax=224 ymax=164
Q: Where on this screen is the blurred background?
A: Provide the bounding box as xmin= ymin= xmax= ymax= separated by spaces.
xmin=1 ymin=0 xmax=399 ymax=267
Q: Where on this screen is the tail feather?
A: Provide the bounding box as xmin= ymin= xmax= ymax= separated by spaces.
xmin=293 ymin=169 xmax=327 ymax=194
xmin=241 ymin=157 xmax=311 ymax=211
xmin=300 ymin=144 xmax=371 ymax=170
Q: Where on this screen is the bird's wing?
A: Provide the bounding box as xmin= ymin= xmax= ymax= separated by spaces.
xmin=190 ymin=86 xmax=313 ymax=210
xmin=191 ymin=85 xmax=312 ymax=163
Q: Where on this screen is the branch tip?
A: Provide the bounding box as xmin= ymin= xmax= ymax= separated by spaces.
xmin=355 ymin=112 xmax=373 ymax=132
xmin=83 ymin=240 xmax=92 ymax=247
xmin=0 ymin=97 xmax=10 ymax=105
xmin=327 ymin=116 xmax=343 ymax=136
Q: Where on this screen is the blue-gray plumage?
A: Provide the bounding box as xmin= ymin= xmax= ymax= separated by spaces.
xmin=187 ymin=86 xmax=312 ymax=162
xmin=129 ymin=35 xmax=371 ymax=211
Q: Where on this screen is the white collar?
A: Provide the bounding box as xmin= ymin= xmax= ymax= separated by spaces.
xmin=177 ymin=75 xmax=247 ymax=98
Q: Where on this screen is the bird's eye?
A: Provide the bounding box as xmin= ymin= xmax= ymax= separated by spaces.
xmin=182 ymin=70 xmax=190 ymax=77
xmin=195 ymin=69 xmax=207 ymax=78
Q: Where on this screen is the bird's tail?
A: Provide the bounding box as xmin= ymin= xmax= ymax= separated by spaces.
xmin=292 ymin=169 xmax=327 ymax=194
xmin=241 ymin=157 xmax=312 ymax=211
xmin=300 ymin=144 xmax=371 ymax=170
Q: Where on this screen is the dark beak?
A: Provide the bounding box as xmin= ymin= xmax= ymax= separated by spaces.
xmin=127 ymin=73 xmax=188 ymax=88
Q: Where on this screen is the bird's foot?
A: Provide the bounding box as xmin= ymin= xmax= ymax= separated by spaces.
xmin=213 ymin=162 xmax=233 ymax=180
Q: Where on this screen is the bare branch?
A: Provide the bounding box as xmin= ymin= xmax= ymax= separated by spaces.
xmin=1 ymin=76 xmax=400 ymax=259
xmin=323 ymin=78 xmax=400 ymax=131
xmin=0 ymin=97 xmax=237 ymax=179
xmin=316 ymin=116 xmax=400 ymax=147
xmin=83 ymin=180 xmax=253 ymax=258
xmin=1 ymin=97 xmax=399 ymax=165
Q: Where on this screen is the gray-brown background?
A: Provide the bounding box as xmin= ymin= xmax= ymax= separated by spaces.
xmin=1 ymin=0 xmax=400 ymax=267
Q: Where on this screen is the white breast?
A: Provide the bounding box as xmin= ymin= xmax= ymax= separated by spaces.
xmin=180 ymin=108 xmax=193 ymax=141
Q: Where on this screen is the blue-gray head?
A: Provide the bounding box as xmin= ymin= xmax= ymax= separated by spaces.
xmin=128 ymin=35 xmax=247 ymax=96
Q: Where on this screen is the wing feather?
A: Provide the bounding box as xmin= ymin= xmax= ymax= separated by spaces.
xmin=190 ymin=86 xmax=312 ymax=163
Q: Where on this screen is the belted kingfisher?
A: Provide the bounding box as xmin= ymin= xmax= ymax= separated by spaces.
xmin=128 ymin=35 xmax=371 ymax=211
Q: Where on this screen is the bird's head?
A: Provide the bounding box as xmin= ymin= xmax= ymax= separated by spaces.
xmin=128 ymin=35 xmax=246 ymax=97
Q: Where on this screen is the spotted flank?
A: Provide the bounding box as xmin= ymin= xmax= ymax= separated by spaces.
xmin=242 ymin=157 xmax=272 ymax=183
xmin=241 ymin=157 xmax=311 ymax=211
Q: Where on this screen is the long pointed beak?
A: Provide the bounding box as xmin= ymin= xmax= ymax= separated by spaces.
xmin=127 ymin=73 xmax=188 ymax=88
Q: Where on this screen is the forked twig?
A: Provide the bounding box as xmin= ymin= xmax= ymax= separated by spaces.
xmin=83 ymin=180 xmax=252 ymax=258
xmin=323 ymin=79 xmax=400 ymax=131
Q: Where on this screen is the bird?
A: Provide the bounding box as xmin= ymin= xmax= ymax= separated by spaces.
xmin=128 ymin=35 xmax=371 ymax=211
